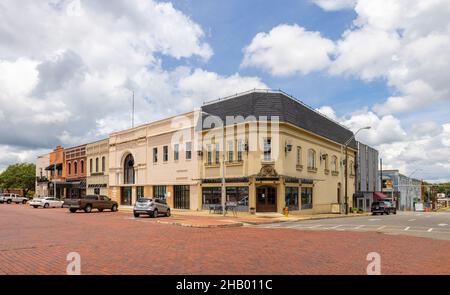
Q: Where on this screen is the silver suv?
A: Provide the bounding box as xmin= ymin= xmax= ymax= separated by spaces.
xmin=133 ymin=198 xmax=171 ymax=218
xmin=0 ymin=193 xmax=29 ymax=204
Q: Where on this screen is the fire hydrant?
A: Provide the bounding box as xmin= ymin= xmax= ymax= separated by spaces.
xmin=283 ymin=207 xmax=289 ymax=217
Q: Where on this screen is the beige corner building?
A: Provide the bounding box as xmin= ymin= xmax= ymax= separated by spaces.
xmin=108 ymin=111 xmax=200 ymax=209
xmin=86 ymin=139 xmax=110 ymax=196
xmin=108 ymin=90 xmax=356 ymax=214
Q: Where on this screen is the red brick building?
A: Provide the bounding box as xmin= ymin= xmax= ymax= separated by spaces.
xmin=64 ymin=144 xmax=87 ymax=198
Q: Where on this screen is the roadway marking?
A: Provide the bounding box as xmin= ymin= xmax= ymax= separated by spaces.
xmin=428 ymin=228 xmax=433 ymax=232
xmin=438 ymin=223 xmax=448 ymax=227
xmin=327 ymin=225 xmax=342 ymax=230
xmin=377 ymin=225 xmax=386 ymax=230
xmin=307 ymin=224 xmax=322 ymax=229
xmin=408 ymin=219 xmax=416 ymax=222
xmin=354 ymin=225 xmax=365 ymax=229
xmin=368 ymin=218 xmax=381 ymax=221
xmin=404 ymin=227 xmax=410 ymax=231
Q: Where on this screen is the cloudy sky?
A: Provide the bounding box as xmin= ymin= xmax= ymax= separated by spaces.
xmin=0 ymin=0 xmax=449 ymax=182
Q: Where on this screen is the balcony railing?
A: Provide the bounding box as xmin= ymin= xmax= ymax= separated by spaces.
xmin=36 ymin=176 xmax=48 ymax=183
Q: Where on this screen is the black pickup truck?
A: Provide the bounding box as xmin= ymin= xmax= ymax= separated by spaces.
xmin=63 ymin=195 xmax=118 ymax=213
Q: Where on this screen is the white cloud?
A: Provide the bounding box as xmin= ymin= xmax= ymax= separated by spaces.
xmin=241 ymin=24 xmax=335 ymax=76
xmin=316 ymin=106 xmax=338 ymax=121
xmin=0 ymin=0 xmax=267 ymax=170
xmin=312 ymin=0 xmax=356 ymax=11
xmin=321 ymin=106 xmax=450 ymax=182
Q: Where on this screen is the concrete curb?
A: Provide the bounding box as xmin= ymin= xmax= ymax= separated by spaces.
xmin=156 ymin=220 xmax=243 ymax=228
xmin=240 ymin=213 xmax=372 ymax=225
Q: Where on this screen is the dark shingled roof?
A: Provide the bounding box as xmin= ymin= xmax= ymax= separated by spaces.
xmin=200 ymin=91 xmax=357 ymax=149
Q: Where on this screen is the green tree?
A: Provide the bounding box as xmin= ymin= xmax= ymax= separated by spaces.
xmin=0 ymin=163 xmax=36 ymax=196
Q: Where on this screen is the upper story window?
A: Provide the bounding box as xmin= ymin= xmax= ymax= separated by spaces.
xmin=349 ymin=160 xmax=354 ymax=175
xmin=81 ymin=160 xmax=84 ymax=174
xmin=163 ymin=146 xmax=168 ymax=162
xmin=207 ymin=144 xmax=212 ymax=165
xmin=68 ymin=162 xmax=72 ymax=175
xmin=186 ymin=142 xmax=192 ymax=160
xmin=331 ymin=156 xmax=338 ymax=172
xmin=307 ymin=149 xmax=316 ymax=169
xmin=102 ymin=156 xmax=106 ymax=172
xmin=227 ymin=141 xmax=233 ymax=162
xmin=263 ymin=138 xmax=272 ymax=161
xmin=296 ymin=146 xmax=302 ymax=166
xmin=215 ymin=143 xmax=220 ymax=164
xmin=153 ymin=147 xmax=158 ymax=163
xmin=90 ymin=159 xmax=93 ymax=173
xmin=237 ymin=139 xmax=243 ymax=162
xmin=174 ymin=144 xmax=179 ymax=161
xmin=124 ymin=154 xmax=135 ymax=184
xmin=95 ymin=157 xmax=99 ymax=172
xmin=74 ymin=161 xmax=78 ymax=174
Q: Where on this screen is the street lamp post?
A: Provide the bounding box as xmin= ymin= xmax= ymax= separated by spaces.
xmin=344 ymin=126 xmax=371 ymax=214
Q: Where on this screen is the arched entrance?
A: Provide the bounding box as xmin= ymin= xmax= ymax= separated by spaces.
xmin=121 ymin=154 xmax=135 ymax=206
xmin=256 ymin=186 xmax=277 ymax=212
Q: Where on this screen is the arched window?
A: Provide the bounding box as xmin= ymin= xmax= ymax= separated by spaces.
xmin=331 ymin=156 xmax=338 ymax=172
xmin=124 ymin=154 xmax=135 ymax=184
xmin=307 ymin=149 xmax=316 ymax=169
xmin=102 ymin=156 xmax=106 ymax=172
xmin=95 ymin=157 xmax=99 ymax=173
xmin=68 ymin=162 xmax=72 ymax=175
xmin=81 ymin=160 xmax=84 ymax=174
xmin=90 ymin=159 xmax=93 ymax=173
xmin=74 ymin=161 xmax=78 ymax=175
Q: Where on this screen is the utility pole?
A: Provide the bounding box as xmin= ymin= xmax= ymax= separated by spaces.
xmin=54 ymin=163 xmax=57 ymax=199
xmin=380 ymin=158 xmax=383 ymax=193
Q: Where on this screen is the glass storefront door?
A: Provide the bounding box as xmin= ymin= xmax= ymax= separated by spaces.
xmin=121 ymin=187 xmax=132 ymax=206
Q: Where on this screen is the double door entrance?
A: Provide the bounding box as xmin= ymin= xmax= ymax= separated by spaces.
xmin=256 ymin=186 xmax=277 ymax=212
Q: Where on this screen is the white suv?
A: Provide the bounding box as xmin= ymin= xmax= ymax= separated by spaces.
xmin=0 ymin=193 xmax=29 ymax=204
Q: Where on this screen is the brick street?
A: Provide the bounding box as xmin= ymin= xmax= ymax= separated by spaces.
xmin=1 ymin=204 xmax=449 ymax=275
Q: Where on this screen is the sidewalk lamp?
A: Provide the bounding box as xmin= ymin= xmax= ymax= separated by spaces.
xmin=344 ymin=126 xmax=371 ymax=215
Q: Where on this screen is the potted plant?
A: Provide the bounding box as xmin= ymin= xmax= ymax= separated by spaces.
xmin=250 ymin=207 xmax=256 ymax=214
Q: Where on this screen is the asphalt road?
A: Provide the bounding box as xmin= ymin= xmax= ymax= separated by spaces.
xmin=252 ymin=211 xmax=450 ymax=240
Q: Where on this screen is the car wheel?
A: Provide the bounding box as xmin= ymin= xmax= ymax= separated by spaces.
xmin=6 ymin=199 xmax=12 ymax=204
xmin=111 ymin=204 xmax=118 ymax=212
xmin=33 ymin=205 xmax=38 ymax=208
xmin=385 ymin=210 xmax=390 ymax=215
xmin=84 ymin=204 xmax=92 ymax=213
xmin=22 ymin=200 xmax=27 ymax=204
xmin=61 ymin=204 xmax=64 ymax=208
xmin=393 ymin=211 xmax=397 ymax=215
xmin=133 ymin=212 xmax=140 ymax=218
xmin=152 ymin=209 xmax=158 ymax=218
xmin=69 ymin=208 xmax=77 ymax=213
xmin=166 ymin=209 xmax=171 ymax=217
xmin=44 ymin=203 xmax=49 ymax=208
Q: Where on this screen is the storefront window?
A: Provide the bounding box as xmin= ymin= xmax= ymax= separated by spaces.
xmin=301 ymin=187 xmax=313 ymax=209
xmin=202 ymin=187 xmax=221 ymax=209
xmin=226 ymin=187 xmax=249 ymax=211
xmin=137 ymin=186 xmax=144 ymax=199
xmin=154 ymin=185 xmax=166 ymax=199
xmin=285 ymin=187 xmax=299 ymax=210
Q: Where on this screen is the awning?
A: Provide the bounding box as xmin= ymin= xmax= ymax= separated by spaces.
xmin=45 ymin=163 xmax=62 ymax=171
xmin=373 ymin=192 xmax=390 ymax=201
xmin=67 ymin=179 xmax=86 ymax=189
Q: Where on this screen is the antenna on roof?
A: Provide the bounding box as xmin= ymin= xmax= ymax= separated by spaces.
xmin=132 ymin=90 xmax=135 ymax=128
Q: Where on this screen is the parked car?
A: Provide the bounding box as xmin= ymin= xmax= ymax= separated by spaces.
xmin=371 ymin=201 xmax=397 ymax=215
xmin=0 ymin=193 xmax=28 ymax=204
xmin=133 ymin=198 xmax=170 ymax=218
xmin=64 ymin=195 xmax=118 ymax=213
xmin=30 ymin=197 xmax=64 ymax=208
